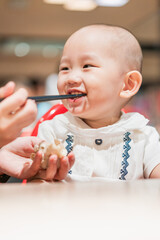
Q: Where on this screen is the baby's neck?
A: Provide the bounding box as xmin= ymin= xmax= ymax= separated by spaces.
xmin=82 ymin=113 xmax=122 ymax=128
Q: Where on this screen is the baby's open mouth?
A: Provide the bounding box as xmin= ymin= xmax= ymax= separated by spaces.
xmin=68 ymin=91 xmax=87 ymax=99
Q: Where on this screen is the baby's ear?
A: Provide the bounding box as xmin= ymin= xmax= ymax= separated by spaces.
xmin=120 ymin=70 xmax=142 ymax=98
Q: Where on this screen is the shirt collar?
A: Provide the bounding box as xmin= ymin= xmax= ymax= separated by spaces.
xmin=64 ymin=111 xmax=149 ymax=135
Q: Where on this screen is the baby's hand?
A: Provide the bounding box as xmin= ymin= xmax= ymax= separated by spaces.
xmin=31 ymin=140 xmax=68 ymax=169
xmin=30 ymin=140 xmax=75 ymax=181
xmin=34 ymin=151 xmax=75 ymax=181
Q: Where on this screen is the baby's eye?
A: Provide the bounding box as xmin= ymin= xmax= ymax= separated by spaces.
xmin=83 ymin=64 xmax=94 ymax=68
xmin=59 ymin=67 xmax=69 ymax=71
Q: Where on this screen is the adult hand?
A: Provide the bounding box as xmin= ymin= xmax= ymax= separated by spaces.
xmin=0 ymin=82 xmax=37 ymax=148
xmin=0 ymin=81 xmax=15 ymax=98
xmin=0 ymin=137 xmax=43 ymax=179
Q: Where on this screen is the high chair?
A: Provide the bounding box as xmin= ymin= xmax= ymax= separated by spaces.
xmin=31 ymin=103 xmax=68 ymax=136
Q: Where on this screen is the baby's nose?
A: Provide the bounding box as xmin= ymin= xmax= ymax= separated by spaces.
xmin=67 ymin=72 xmax=82 ymax=85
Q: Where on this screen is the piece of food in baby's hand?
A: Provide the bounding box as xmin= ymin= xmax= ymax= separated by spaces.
xmin=30 ymin=140 xmax=67 ymax=169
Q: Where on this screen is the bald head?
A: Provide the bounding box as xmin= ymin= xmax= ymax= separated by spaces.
xmin=65 ymin=24 xmax=143 ymax=73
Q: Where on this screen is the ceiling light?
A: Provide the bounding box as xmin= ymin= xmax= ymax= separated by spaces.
xmin=96 ymin=0 xmax=129 ymax=7
xmin=7 ymin=0 xmax=29 ymax=9
xmin=14 ymin=42 xmax=30 ymax=57
xmin=64 ymin=0 xmax=97 ymax=11
xmin=43 ymin=0 xmax=65 ymax=4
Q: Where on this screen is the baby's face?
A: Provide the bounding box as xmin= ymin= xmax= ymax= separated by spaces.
xmin=58 ymin=28 xmax=125 ymax=124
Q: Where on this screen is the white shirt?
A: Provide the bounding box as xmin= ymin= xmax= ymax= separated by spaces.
xmin=38 ymin=111 xmax=160 ymax=180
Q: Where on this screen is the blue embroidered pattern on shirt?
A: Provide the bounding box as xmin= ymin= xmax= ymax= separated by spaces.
xmin=119 ymin=132 xmax=131 ymax=180
xmin=66 ymin=134 xmax=74 ymax=153
xmin=68 ymin=170 xmax=72 ymax=174
xmin=65 ymin=134 xmax=74 ymax=174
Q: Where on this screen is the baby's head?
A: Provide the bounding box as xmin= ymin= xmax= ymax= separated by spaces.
xmin=58 ymin=24 xmax=143 ymax=127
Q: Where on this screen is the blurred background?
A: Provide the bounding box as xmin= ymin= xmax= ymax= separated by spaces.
xmin=0 ymin=0 xmax=160 ymax=131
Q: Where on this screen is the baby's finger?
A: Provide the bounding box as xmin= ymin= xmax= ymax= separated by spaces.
xmin=67 ymin=152 xmax=75 ymax=169
xmin=34 ymin=154 xmax=58 ymax=181
xmin=55 ymin=156 xmax=69 ymax=181
xmin=45 ymin=155 xmax=58 ymax=181
xmin=28 ymin=151 xmax=42 ymax=175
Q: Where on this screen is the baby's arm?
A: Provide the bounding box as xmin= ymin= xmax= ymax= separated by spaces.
xmin=143 ymin=126 xmax=160 ymax=179
xmin=149 ymin=164 xmax=160 ymax=178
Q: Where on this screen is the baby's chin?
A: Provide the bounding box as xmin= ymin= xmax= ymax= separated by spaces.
xmin=64 ymin=101 xmax=85 ymax=115
xmin=68 ymin=108 xmax=84 ymax=117
xmin=67 ymin=105 xmax=86 ymax=118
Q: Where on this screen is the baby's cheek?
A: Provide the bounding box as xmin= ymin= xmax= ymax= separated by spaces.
xmin=57 ymin=82 xmax=61 ymax=92
xmin=61 ymin=100 xmax=68 ymax=110
xmin=57 ymin=77 xmax=64 ymax=93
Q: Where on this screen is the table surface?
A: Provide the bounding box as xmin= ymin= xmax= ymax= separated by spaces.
xmin=0 ymin=179 xmax=160 ymax=240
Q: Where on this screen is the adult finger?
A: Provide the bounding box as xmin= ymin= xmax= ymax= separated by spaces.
xmin=10 ymin=99 xmax=37 ymax=128
xmin=0 ymin=81 xmax=15 ymax=98
xmin=20 ymin=151 xmax=42 ymax=179
xmin=0 ymin=88 xmax=28 ymax=114
xmin=1 ymin=99 xmax=38 ymax=138
xmin=3 ymin=136 xmax=44 ymax=158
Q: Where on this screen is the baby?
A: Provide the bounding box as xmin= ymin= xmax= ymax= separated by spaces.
xmin=38 ymin=24 xmax=160 ymax=180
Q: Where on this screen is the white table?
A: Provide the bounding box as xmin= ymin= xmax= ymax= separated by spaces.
xmin=0 ymin=179 xmax=160 ymax=240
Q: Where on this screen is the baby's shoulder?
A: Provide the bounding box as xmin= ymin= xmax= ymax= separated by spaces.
xmin=143 ymin=125 xmax=159 ymax=136
xmin=138 ymin=124 xmax=160 ymax=144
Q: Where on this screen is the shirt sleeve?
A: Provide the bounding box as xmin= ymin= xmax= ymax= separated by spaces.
xmin=143 ymin=126 xmax=160 ymax=178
